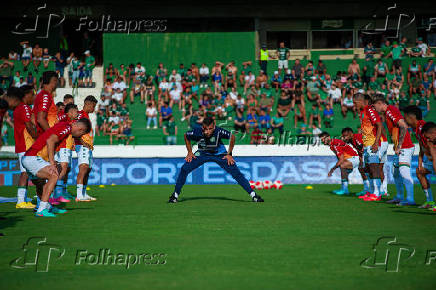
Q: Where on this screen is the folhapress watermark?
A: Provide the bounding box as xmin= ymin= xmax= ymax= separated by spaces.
xmin=361 ymin=236 xmax=436 ymax=272
xmin=75 ymin=15 xmax=167 ymax=34
xmin=10 ymin=237 xmax=167 ymax=272
xmin=75 ymin=249 xmax=166 ymax=269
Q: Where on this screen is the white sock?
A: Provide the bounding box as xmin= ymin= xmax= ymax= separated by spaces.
xmin=37 ymin=201 xmax=49 ymax=213
xmin=17 ymin=187 xmax=26 ymax=203
xmin=174 ymin=192 xmax=179 ymax=198
xmin=77 ymin=184 xmax=84 ymax=199
xmin=382 ymin=164 xmax=389 ymax=193
xmin=363 ymin=179 xmax=370 ymax=192
xmin=250 ymin=192 xmax=256 ymax=198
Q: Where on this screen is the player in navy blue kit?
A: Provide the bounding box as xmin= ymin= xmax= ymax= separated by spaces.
xmin=169 ymin=117 xmax=264 ymax=203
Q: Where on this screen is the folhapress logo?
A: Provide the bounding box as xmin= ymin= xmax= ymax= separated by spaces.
xmin=360 ymin=236 xmax=415 ymax=272
xmin=10 ymin=237 xmax=65 ymax=272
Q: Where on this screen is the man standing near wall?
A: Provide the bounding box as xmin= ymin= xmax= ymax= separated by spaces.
xmin=259 ymin=44 xmax=269 ymax=74
xmin=277 ymin=42 xmax=290 ymax=76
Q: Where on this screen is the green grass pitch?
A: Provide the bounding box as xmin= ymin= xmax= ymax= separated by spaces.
xmin=0 ymin=184 xmax=435 ymax=290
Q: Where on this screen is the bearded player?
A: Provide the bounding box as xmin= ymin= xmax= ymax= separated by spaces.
xmin=169 ymin=116 xmax=264 ymax=203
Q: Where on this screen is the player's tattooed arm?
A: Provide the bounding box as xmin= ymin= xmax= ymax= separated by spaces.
xmin=396 ymin=119 xmax=408 ymax=154
xmin=25 ymin=121 xmax=38 ymax=139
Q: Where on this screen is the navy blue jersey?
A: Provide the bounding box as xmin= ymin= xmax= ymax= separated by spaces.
xmin=186 ymin=126 xmax=231 ymax=156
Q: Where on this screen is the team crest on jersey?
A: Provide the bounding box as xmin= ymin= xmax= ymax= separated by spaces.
xmin=210 ymin=137 xmax=215 ymax=142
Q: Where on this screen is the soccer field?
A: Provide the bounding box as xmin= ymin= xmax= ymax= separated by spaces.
xmin=0 ymin=184 xmax=435 ymax=290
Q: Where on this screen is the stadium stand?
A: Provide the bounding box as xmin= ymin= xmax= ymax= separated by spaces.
xmin=2 ymin=33 xmax=436 ymax=146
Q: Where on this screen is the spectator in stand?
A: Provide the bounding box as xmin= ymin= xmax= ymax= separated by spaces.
xmin=271 ymin=71 xmax=282 ymax=92
xmin=276 ymin=91 xmax=292 ymax=117
xmin=118 ymin=115 xmax=135 ymax=145
xmin=243 ymin=71 xmax=255 ymax=94
xmin=348 ymin=59 xmax=360 ymax=81
xmin=309 ymin=103 xmax=321 ymax=128
xmin=317 ymin=60 xmax=327 ymax=75
xmin=83 ymin=50 xmax=95 ymax=87
xmin=54 ymin=52 xmax=65 ymax=87
xmin=364 ymin=42 xmax=376 ymax=60
xmin=292 ymin=90 xmax=307 ymax=128
xmin=8 ymin=50 xmax=18 ymax=60
xmin=328 ymin=82 xmax=342 ymax=106
xmin=26 ymin=72 xmax=36 ymax=89
xmin=323 ymin=103 xmax=334 ymax=128
xmin=408 ymin=59 xmax=422 ymax=96
xmin=211 ymin=70 xmax=222 ymax=94
xmin=258 ymin=109 xmax=271 ymax=131
xmin=271 ymin=112 xmax=284 ymax=135
xmin=199 ymin=63 xmax=210 ymax=88
xmin=112 ymin=87 xmax=124 ymax=104
xmin=155 ymin=63 xmax=168 ymax=84
xmin=234 ymin=109 xmax=246 ymax=133
xmin=42 ymin=48 xmax=51 ymax=69
xmin=246 ymin=107 xmax=258 ymax=130
xmin=105 ymin=63 xmax=116 ymax=82
xmin=277 ymin=42 xmax=290 ymax=76
xmin=389 ymin=41 xmax=404 ymax=70
xmin=0 ymin=57 xmax=14 ymax=88
xmin=341 ymin=91 xmax=356 ymax=118
xmin=239 ymin=61 xmax=252 ymax=86
xmin=113 ymin=76 xmax=127 ymax=102
xmin=256 ymin=70 xmax=268 ymax=89
xmin=410 ymin=37 xmax=429 ymax=57
xmin=159 ymin=101 xmax=172 ymax=127
xmin=374 ymin=58 xmax=388 ymax=81
xmin=32 ymin=43 xmax=42 ymax=72
xmin=380 ymin=40 xmax=392 ymax=58
xmin=163 ymin=116 xmax=177 ymax=145
xmin=20 ymin=41 xmax=32 ymax=71
xmin=292 ymin=59 xmax=304 ymax=81
xmin=145 ymin=101 xmax=158 ymax=129
xmin=306 ymin=76 xmax=320 ymax=102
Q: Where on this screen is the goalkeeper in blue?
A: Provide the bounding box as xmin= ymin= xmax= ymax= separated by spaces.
xmin=169 ymin=116 xmax=264 ymax=203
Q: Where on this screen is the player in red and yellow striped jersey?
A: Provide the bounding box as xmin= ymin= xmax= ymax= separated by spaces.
xmin=52 ymin=103 xmax=79 ymax=203
xmin=373 ymin=97 xmax=416 ymax=206
xmin=13 ymin=86 xmax=38 ymax=209
xmin=341 ymin=127 xmax=372 ymax=196
xmin=22 ymin=119 xmax=92 ymax=217
xmin=320 ymin=131 xmax=359 ymax=195
xmin=353 ymin=93 xmax=384 ymax=201
xmin=75 ymin=95 xmax=98 ymax=201
xmin=33 ymin=71 xmax=59 ymax=136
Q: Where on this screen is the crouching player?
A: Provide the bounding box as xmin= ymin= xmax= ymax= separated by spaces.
xmin=373 ymin=97 xmax=416 ymax=206
xmin=422 ymin=122 xmax=436 ymax=211
xmin=52 ymin=103 xmax=79 ymax=203
xmin=75 ymin=95 xmax=98 ymax=201
xmin=320 ymin=132 xmax=360 ymax=195
xmin=341 ymin=127 xmax=371 ymax=196
xmin=403 ymin=106 xmax=435 ymax=209
xmin=22 ymin=118 xmax=91 ymax=217
xmin=169 ymin=116 xmax=264 ymax=203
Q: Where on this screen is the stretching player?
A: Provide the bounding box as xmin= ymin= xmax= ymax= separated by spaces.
xmin=53 ymin=103 xmax=79 ymax=203
xmin=75 ymin=95 xmax=98 ymax=201
xmin=169 ymin=116 xmax=264 ymax=202
xmin=404 ymin=106 xmax=434 ymax=208
xmin=341 ymin=127 xmax=371 ymax=196
xmin=422 ymin=122 xmax=436 ymax=211
xmin=13 ymin=86 xmax=38 ymax=208
xmin=320 ymin=132 xmax=360 ymax=195
xmin=22 ymin=119 xmax=92 ymax=217
xmin=373 ymin=97 xmax=416 ymax=206
xmin=353 ymin=93 xmax=383 ymax=201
